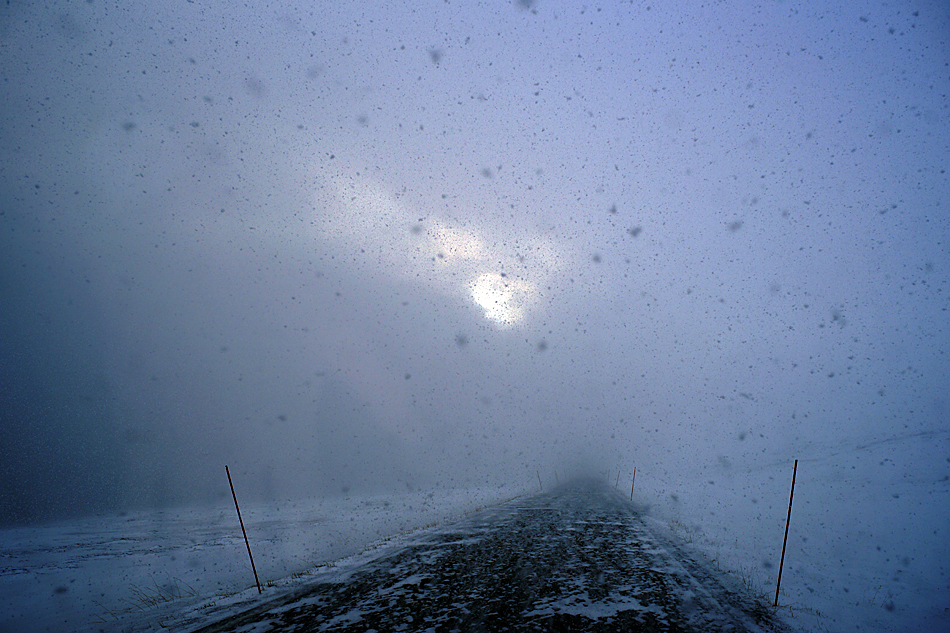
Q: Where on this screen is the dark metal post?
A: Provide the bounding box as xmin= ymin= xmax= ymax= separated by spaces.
xmin=774 ymin=459 xmax=798 ymax=607
xmin=226 ymin=465 xmax=262 ymax=593
xmin=630 ymin=466 xmax=636 ymax=501
xmin=537 ymin=469 xmax=543 ymax=492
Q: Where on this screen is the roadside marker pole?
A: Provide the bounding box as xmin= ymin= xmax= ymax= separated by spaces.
xmin=537 ymin=469 xmax=543 ymax=492
xmin=615 ymin=470 xmax=620 ymax=488
xmin=630 ymin=466 xmax=636 ymax=501
xmin=226 ymin=465 xmax=262 ymax=593
xmin=774 ymin=459 xmax=798 ymax=607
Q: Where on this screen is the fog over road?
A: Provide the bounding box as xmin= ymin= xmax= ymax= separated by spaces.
xmin=191 ymin=479 xmax=795 ymax=632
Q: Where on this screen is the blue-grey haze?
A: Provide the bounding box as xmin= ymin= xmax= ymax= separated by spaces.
xmin=0 ymin=0 xmax=947 ymax=575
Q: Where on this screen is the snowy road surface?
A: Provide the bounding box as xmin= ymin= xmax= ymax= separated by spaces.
xmin=190 ymin=479 xmax=796 ymax=632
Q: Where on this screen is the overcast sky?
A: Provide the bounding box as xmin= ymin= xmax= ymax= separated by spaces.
xmin=1 ymin=0 xmax=948 ymax=525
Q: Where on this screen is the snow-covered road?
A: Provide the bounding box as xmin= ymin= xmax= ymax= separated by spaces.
xmin=190 ymin=479 xmax=796 ymax=632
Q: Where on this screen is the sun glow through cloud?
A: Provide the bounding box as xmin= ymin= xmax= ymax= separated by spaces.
xmin=469 ymin=272 xmax=534 ymax=327
xmin=316 ymin=171 xmax=557 ymax=329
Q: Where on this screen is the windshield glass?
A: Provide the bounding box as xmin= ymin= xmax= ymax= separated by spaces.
xmin=1 ymin=1 xmax=948 ymax=631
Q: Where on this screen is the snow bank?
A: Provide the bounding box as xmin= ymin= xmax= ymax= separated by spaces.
xmin=0 ymin=484 xmax=526 ymax=633
xmin=636 ymin=431 xmax=950 ymax=632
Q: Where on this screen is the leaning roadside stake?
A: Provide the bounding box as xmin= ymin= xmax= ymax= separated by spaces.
xmin=629 ymin=466 xmax=636 ymax=501
xmin=774 ymin=459 xmax=798 ymax=607
xmin=226 ymin=465 xmax=262 ymax=594
xmin=537 ymin=469 xmax=543 ymax=492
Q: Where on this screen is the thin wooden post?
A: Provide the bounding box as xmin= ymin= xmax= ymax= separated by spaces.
xmin=226 ymin=465 xmax=262 ymax=593
xmin=774 ymin=459 xmax=798 ymax=607
xmin=630 ymin=466 xmax=636 ymax=501
xmin=537 ymin=469 xmax=543 ymax=492
xmin=615 ymin=470 xmax=620 ymax=488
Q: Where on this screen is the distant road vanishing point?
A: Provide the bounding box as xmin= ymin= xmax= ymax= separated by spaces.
xmin=192 ymin=479 xmax=796 ymax=632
